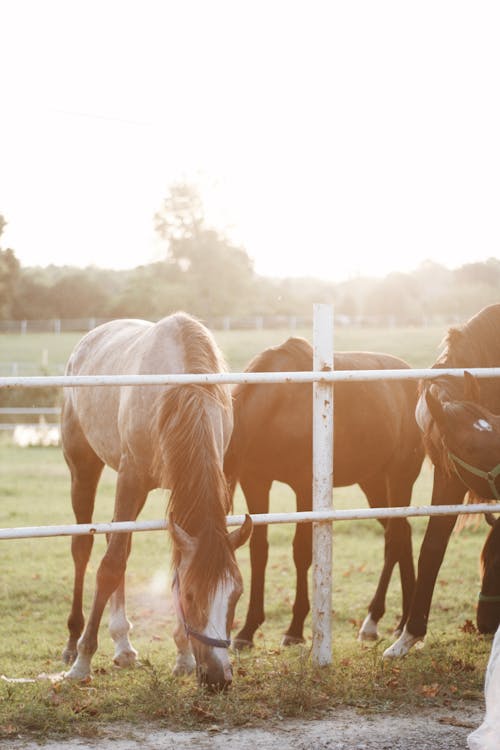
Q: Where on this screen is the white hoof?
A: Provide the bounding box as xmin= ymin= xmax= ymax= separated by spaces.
xmin=358 ymin=614 xmax=379 ymax=642
xmin=172 ymin=653 xmax=196 ymax=677
xmin=63 ymin=660 xmax=92 ymax=682
xmin=383 ymin=626 xmax=424 ymax=658
xmin=113 ymin=647 xmax=138 ymax=668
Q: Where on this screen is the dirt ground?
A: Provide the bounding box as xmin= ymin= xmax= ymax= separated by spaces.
xmin=6 ymin=703 xmax=485 ymax=750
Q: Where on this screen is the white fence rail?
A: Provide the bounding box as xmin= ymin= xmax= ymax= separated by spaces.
xmin=1 ymin=305 xmax=500 ymax=667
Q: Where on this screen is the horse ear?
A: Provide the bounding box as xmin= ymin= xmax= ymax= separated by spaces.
xmin=228 ymin=514 xmax=253 ymax=550
xmin=464 ymin=371 xmax=481 ymax=404
xmin=168 ymin=514 xmax=197 ymax=557
xmin=485 ymin=512 xmax=497 ymax=528
xmin=425 ymin=388 xmax=447 ymax=428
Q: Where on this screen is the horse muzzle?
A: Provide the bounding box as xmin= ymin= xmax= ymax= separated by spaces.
xmin=477 ymin=592 xmax=500 ymax=634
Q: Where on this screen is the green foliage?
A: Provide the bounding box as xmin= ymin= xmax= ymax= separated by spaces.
xmin=3 ymin=186 xmax=498 ymax=325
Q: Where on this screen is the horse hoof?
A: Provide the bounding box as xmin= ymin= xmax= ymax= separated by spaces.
xmin=231 ymin=637 xmax=254 ymax=651
xmin=113 ymin=649 xmax=138 ymax=669
xmin=383 ymin=627 xmax=424 ymax=658
xmin=62 ymin=647 xmax=77 ymax=665
xmin=357 ymin=614 xmax=379 ymax=642
xmin=63 ymin=666 xmax=92 ymax=682
xmin=281 ymin=634 xmax=305 ymax=647
xmin=172 ymin=655 xmax=196 ymax=677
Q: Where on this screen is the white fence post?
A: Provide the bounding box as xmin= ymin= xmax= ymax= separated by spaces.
xmin=312 ymin=303 xmax=334 ymax=666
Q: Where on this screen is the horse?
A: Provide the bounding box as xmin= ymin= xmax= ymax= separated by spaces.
xmin=384 ymin=303 xmax=500 ymax=658
xmin=60 ymin=312 xmax=252 ymax=689
xmin=223 ymin=336 xmax=424 ymax=649
xmin=480 ymin=515 xmax=500 ymax=635
xmin=421 ymin=372 xmax=500 ymax=636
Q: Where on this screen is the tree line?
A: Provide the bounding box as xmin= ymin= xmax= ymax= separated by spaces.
xmin=1 ymin=185 xmax=499 ymax=325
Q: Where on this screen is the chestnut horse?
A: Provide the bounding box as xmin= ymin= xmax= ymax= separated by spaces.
xmin=224 ymin=337 xmax=424 ymax=648
xmin=385 ymin=303 xmax=500 ymax=657
xmin=61 ymin=312 xmax=252 ymax=688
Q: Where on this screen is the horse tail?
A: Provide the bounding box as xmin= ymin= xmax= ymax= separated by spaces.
xmin=153 ymin=380 xmax=234 ymax=586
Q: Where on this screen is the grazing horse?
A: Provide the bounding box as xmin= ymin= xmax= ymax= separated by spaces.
xmin=384 ymin=303 xmax=500 ymax=658
xmin=223 ymin=337 xmax=424 ymax=649
xmin=61 ymin=312 xmax=252 ymax=688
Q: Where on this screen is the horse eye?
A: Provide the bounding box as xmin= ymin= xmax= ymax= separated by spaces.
xmin=185 ymin=592 xmax=194 ymax=604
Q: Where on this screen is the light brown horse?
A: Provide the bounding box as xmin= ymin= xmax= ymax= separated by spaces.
xmin=61 ymin=312 xmax=252 ymax=688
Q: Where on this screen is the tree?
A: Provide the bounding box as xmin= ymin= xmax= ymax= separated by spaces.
xmin=0 ymin=214 xmax=21 ymax=318
xmin=154 ymin=183 xmax=255 ymax=316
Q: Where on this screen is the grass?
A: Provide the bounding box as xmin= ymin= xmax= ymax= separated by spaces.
xmin=0 ymin=439 xmax=492 ymax=740
xmin=0 ymin=322 xmax=447 ymax=375
xmin=0 ymin=321 xmax=491 ymax=739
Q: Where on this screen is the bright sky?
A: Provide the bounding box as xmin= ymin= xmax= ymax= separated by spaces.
xmin=1 ymin=1 xmax=499 ymax=281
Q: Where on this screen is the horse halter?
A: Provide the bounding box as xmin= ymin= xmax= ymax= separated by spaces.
xmin=172 ymin=571 xmax=231 ymax=649
xmin=447 ymin=449 xmax=500 ymax=502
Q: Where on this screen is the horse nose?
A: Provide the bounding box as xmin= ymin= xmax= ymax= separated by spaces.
xmin=197 ymin=660 xmax=233 ymax=691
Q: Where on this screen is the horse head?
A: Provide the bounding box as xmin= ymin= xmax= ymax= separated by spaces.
xmin=169 ymin=514 xmax=252 ymax=689
xmin=478 ymin=516 xmax=500 ymax=633
xmin=420 ymin=373 xmax=500 ymax=501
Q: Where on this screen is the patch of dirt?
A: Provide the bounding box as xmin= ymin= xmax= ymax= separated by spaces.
xmin=7 ymin=704 xmax=484 ymax=750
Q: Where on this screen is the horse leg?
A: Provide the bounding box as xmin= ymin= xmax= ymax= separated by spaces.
xmin=383 ymin=469 xmax=466 ymax=658
xmin=384 ymin=475 xmax=417 ymax=637
xmin=172 ymin=620 xmax=195 ymax=677
xmin=62 ymin=428 xmax=104 ymax=665
xmin=108 ymin=531 xmax=138 ymax=668
xmin=232 ymin=474 xmax=272 ymax=650
xmin=65 ymin=463 xmax=148 ymax=680
xmin=357 ymin=476 xmax=391 ymax=641
xmin=282 ymin=485 xmax=312 ymax=646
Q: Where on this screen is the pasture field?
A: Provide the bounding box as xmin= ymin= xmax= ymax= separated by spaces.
xmin=0 ymin=321 xmax=491 ymax=740
xmin=0 ymin=322 xmax=446 ymax=375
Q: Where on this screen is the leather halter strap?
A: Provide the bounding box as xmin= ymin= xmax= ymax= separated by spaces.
xmin=172 ymin=571 xmax=231 ymax=649
xmin=447 ymin=450 xmax=500 ymax=502
xmin=478 ymin=591 xmax=500 ymax=604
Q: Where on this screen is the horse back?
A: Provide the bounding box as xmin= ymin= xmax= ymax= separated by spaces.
xmin=63 ymin=314 xmax=230 ymax=483
xmin=226 ymin=338 xmax=422 ymax=489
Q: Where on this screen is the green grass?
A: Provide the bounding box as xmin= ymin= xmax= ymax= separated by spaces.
xmin=0 ymin=439 xmax=492 ymax=740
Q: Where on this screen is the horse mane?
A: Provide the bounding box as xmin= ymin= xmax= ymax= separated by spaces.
xmin=152 ymin=313 xmax=236 ymax=605
xmin=425 ymin=305 xmax=500 ymax=485
xmin=436 ymin=304 xmax=500 ymax=368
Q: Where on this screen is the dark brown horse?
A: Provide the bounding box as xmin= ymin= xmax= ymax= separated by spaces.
xmin=385 ymin=303 xmax=500 ymax=657
xmin=480 ymin=515 xmax=500 ymax=634
xmin=61 ymin=312 xmax=252 ymax=688
xmin=224 ymin=337 xmax=424 ymax=649
xmin=420 ymin=373 xmax=500 ymax=636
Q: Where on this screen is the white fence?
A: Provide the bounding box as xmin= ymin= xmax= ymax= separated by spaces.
xmin=1 ymin=304 xmax=500 ymax=667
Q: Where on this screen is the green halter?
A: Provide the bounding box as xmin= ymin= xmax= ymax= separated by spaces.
xmin=447 ymin=450 xmax=500 ymax=502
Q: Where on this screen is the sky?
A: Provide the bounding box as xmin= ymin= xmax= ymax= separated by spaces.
xmin=1 ymin=0 xmax=499 ymax=282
